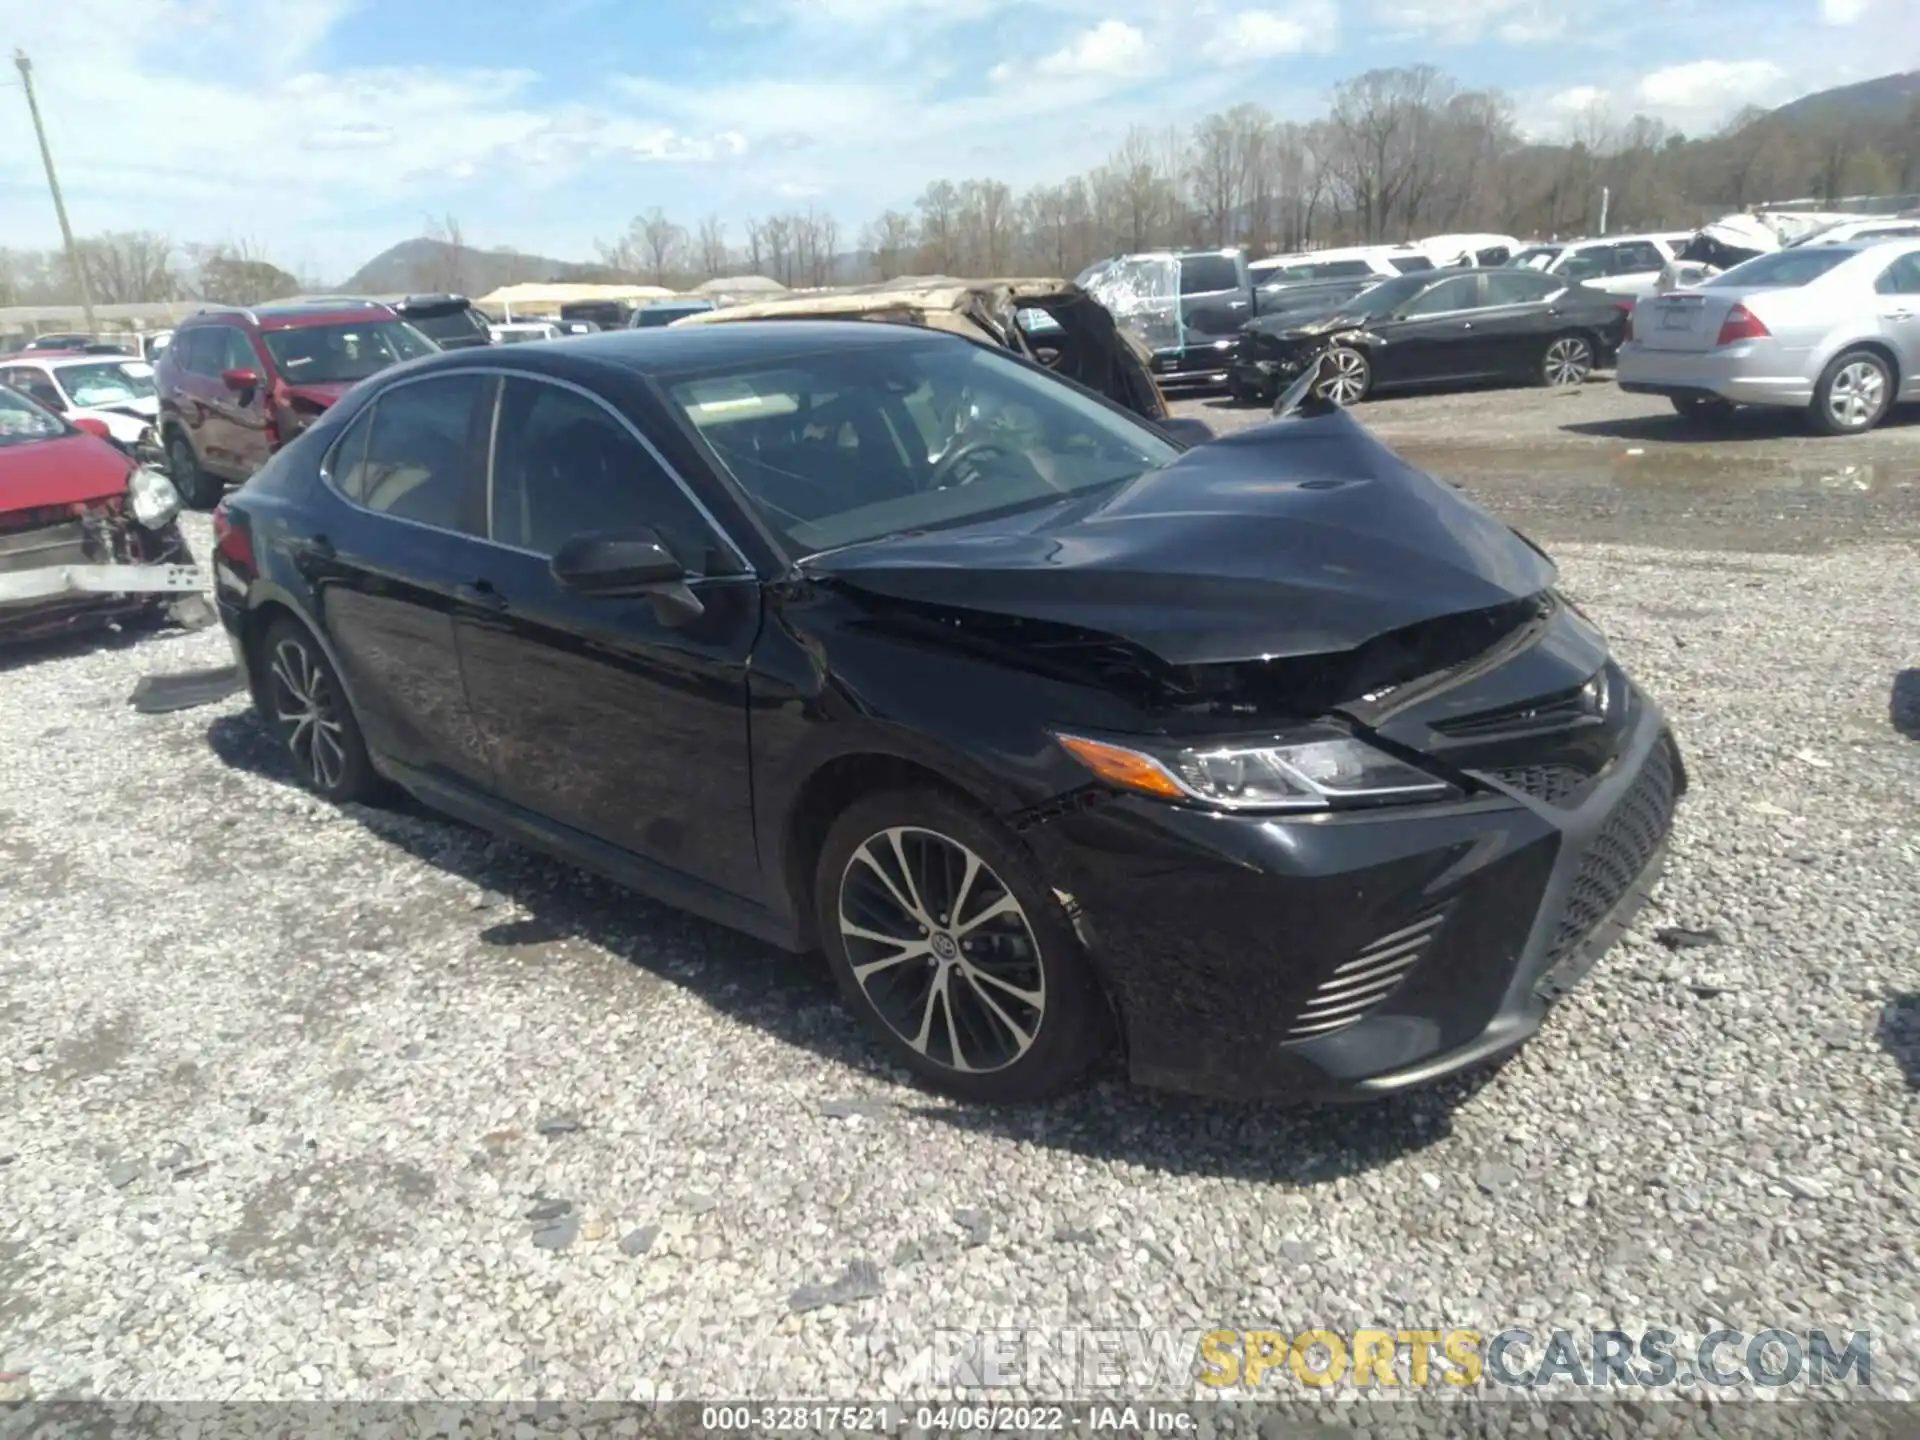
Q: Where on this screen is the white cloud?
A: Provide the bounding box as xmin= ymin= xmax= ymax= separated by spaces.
xmin=1547 ymin=84 xmax=1611 ymax=115
xmin=1018 ymin=19 xmax=1155 ymax=80
xmin=1201 ymin=6 xmax=1335 ymax=62
xmin=1636 ymin=58 xmax=1789 ymax=112
xmin=1819 ymin=0 xmax=1869 ymax=22
xmin=1371 ymin=0 xmax=1562 ymax=44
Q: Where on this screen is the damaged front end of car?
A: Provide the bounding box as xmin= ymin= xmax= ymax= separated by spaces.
xmin=0 ymin=469 xmax=208 ymax=644
xmin=795 ymin=400 xmax=1685 ymax=1100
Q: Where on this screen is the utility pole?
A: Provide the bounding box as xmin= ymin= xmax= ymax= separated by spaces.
xmin=1598 ymin=186 xmax=1611 ymax=236
xmin=13 ymin=49 xmax=98 ymax=338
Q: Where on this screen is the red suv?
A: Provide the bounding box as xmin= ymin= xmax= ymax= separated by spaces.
xmin=155 ymin=299 xmax=437 ymax=507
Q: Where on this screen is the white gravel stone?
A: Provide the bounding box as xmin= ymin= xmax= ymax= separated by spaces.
xmin=0 ymin=515 xmax=1913 ymax=1412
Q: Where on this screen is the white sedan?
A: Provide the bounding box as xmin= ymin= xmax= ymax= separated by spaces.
xmin=1617 ymin=239 xmax=1920 ymax=435
xmin=0 ymin=352 xmax=162 ymax=458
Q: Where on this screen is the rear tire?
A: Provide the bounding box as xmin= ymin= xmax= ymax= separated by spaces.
xmin=1316 ymin=346 xmax=1371 ymax=406
xmin=1808 ymin=348 xmax=1893 ymax=435
xmin=166 ymin=433 xmax=222 ymax=510
xmin=814 ymin=787 xmax=1112 ymax=1102
xmin=1540 ymin=332 xmax=1595 ymax=388
xmin=256 ymin=617 xmax=379 ymax=804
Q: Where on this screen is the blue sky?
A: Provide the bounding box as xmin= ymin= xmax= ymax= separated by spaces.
xmin=0 ymin=0 xmax=1911 ymax=280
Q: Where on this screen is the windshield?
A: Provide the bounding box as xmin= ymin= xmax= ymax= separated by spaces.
xmin=0 ymin=386 xmax=68 ymax=447
xmin=1704 ymin=248 xmax=1854 ymax=289
xmin=1508 ymin=247 xmax=1561 ymax=272
xmin=56 ymin=360 xmax=156 ymax=406
xmin=668 ymin=338 xmax=1180 ymax=554
xmin=261 ymin=320 xmax=436 ymax=384
xmin=404 ymin=307 xmax=487 ymax=343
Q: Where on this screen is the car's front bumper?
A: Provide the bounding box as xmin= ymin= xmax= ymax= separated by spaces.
xmin=1020 ymin=689 xmax=1684 ymax=1101
xmin=1150 ymin=339 xmax=1239 ymax=389
xmin=1616 ymin=341 xmax=1813 ymax=408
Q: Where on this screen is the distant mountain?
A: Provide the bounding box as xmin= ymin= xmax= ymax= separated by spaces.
xmin=1768 ymin=70 xmax=1920 ymax=129
xmin=336 ymin=238 xmax=614 ymax=295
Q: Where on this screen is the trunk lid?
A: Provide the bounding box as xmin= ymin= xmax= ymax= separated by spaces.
xmin=805 ymin=407 xmax=1555 ymax=668
xmin=1635 ymin=290 xmax=1741 ymax=352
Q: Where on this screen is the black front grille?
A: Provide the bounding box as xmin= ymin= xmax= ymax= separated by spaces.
xmin=1435 ymin=685 xmax=1594 ymax=738
xmin=1489 ymin=763 xmax=1591 ymax=807
xmin=1542 ymin=738 xmax=1678 ymax=969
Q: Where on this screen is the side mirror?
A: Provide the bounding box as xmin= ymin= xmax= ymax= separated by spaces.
xmin=222 ymin=367 xmax=260 ymax=392
xmin=73 ymin=416 xmax=111 ymax=439
xmin=1157 ymin=416 xmax=1214 ymax=446
xmin=550 ymin=528 xmax=704 ymax=625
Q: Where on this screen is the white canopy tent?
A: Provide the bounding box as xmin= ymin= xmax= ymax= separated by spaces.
xmin=475 ymin=281 xmax=674 ymax=319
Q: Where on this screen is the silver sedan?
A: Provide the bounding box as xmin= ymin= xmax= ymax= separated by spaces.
xmin=1617 ymin=239 xmax=1920 ymax=434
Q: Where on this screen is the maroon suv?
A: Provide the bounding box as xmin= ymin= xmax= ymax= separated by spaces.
xmin=155 ymin=299 xmax=437 ymax=507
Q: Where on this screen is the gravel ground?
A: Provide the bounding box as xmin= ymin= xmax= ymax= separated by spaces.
xmin=2 ymin=384 xmax=1918 ymax=1422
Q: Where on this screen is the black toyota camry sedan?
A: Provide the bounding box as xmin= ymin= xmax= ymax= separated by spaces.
xmin=210 ymin=322 xmax=1684 ymax=1104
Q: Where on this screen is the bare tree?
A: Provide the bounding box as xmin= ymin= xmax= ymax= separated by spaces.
xmin=190 ymin=240 xmax=299 ymax=306
xmin=70 ymin=232 xmax=178 ymax=304
xmin=639 ymin=208 xmax=687 ymax=284
xmin=696 ymin=214 xmax=730 ymax=279
xmin=423 ymin=214 xmax=469 ymax=292
xmin=861 ymin=210 xmax=917 ymax=279
xmin=917 ymin=180 xmax=961 ymax=273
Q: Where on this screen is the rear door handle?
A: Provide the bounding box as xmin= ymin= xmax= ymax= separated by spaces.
xmin=457 ymin=580 xmax=508 ymax=612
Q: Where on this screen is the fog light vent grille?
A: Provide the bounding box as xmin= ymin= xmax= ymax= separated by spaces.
xmin=1285 ymin=907 xmax=1448 ymax=1041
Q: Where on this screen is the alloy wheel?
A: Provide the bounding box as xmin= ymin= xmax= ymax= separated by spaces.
xmin=1317 ymin=349 xmax=1368 ymax=406
xmin=837 ymin=826 xmax=1046 ymax=1075
xmin=1544 ymin=336 xmax=1593 ymax=387
xmin=268 ymin=636 xmax=348 ymax=792
xmin=1826 ymin=359 xmax=1886 ymax=431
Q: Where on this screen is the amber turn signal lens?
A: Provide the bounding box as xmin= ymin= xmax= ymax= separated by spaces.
xmin=1055 ymin=734 xmax=1186 ymax=800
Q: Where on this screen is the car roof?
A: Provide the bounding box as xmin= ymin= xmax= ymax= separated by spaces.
xmin=19 ymin=353 xmax=148 ymax=369
xmin=420 ymin=318 xmax=946 ymax=377
xmin=183 ymin=299 xmax=399 ymax=332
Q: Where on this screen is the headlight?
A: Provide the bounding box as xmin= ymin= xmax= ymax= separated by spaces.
xmin=1055 ymin=727 xmax=1458 ymax=812
xmin=128 ymin=466 xmax=182 ymax=529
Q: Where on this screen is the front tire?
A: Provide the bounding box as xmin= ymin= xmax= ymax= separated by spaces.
xmin=166 ymin=433 xmax=222 ymax=510
xmin=257 ymin=617 xmax=378 ymax=803
xmin=1316 ymin=346 xmax=1371 ymax=406
xmin=1809 ymin=349 xmax=1893 ymax=435
xmin=814 ymin=788 xmax=1112 ymax=1102
xmin=1540 ymin=333 xmax=1595 ymax=388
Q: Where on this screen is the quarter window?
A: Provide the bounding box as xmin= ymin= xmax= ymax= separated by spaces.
xmin=488 ymin=378 xmax=716 ymax=570
xmin=331 ymin=374 xmax=488 ymax=534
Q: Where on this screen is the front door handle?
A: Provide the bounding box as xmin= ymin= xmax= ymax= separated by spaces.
xmin=457 ymin=580 xmax=508 ymax=612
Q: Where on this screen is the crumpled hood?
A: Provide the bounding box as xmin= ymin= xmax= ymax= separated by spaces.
xmin=281 ymin=380 xmax=355 ymax=411
xmin=0 ymin=433 xmax=132 ymax=511
xmin=1245 ymin=303 xmax=1369 ymax=341
xmin=804 ymin=407 xmax=1556 ymax=667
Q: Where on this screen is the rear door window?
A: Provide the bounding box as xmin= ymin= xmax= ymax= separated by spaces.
xmin=1387 ymin=254 xmax=1434 ymax=273
xmin=1483 ymin=270 xmax=1560 ymax=305
xmin=1612 ymin=241 xmax=1665 ymax=272
xmin=1399 ymin=274 xmax=1483 ymax=316
xmin=1875 ymin=253 xmax=1920 ymax=295
xmin=330 ymin=373 xmax=489 ymax=534
xmin=1553 ymin=247 xmax=1614 ymax=282
xmin=1178 ymin=255 xmax=1241 ymax=294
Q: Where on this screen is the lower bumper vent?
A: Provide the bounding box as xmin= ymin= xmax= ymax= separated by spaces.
xmin=1285 ymin=907 xmax=1448 ymax=1040
xmin=1542 ymin=737 xmax=1678 ymax=970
